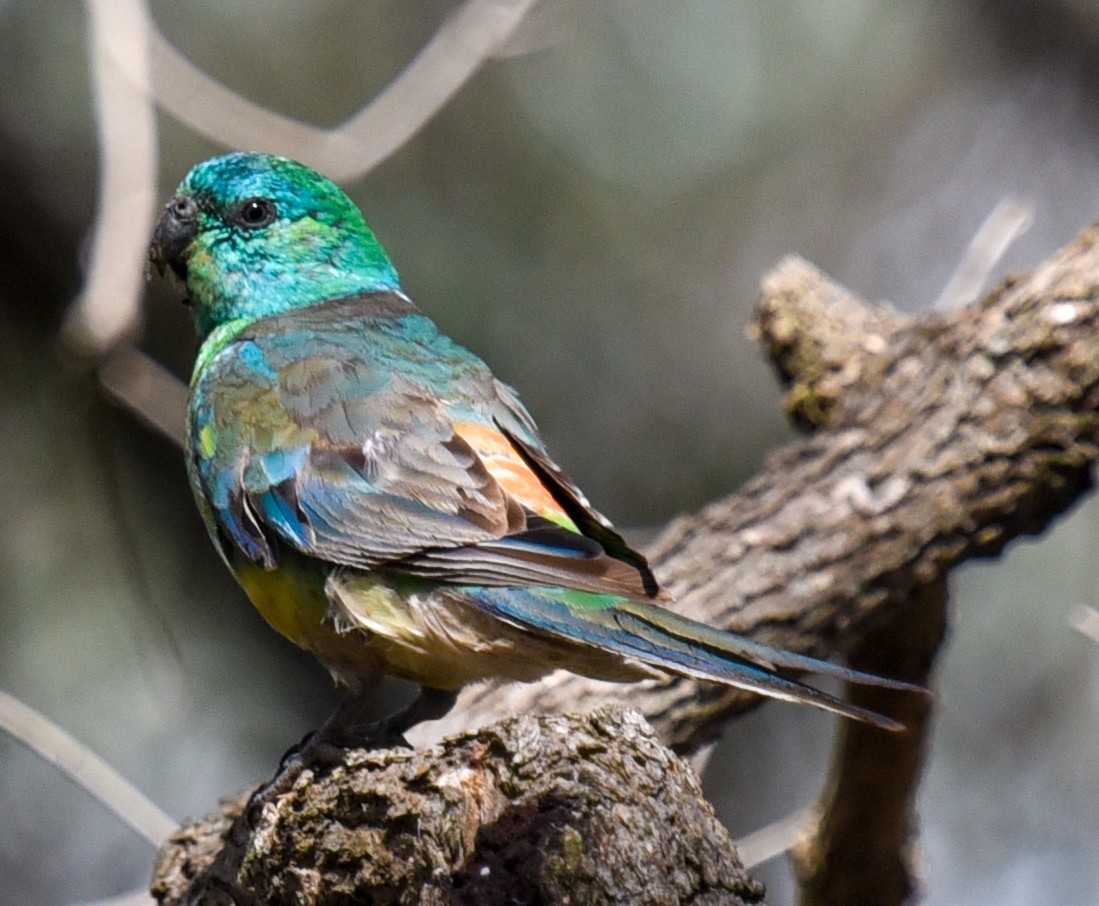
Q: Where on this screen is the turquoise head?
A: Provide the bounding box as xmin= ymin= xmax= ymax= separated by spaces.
xmin=150 ymin=152 xmax=400 ymax=339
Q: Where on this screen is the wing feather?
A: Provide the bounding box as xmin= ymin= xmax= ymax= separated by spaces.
xmin=189 ymin=293 xmax=661 ymax=601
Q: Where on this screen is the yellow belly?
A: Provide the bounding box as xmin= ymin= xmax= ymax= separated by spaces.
xmin=232 ymin=558 xmax=512 ymax=691
xmin=234 ymin=559 xmax=647 ymax=694
xmin=325 ymin=572 xmax=648 ymax=690
xmin=234 ymin=559 xmax=384 ymax=693
xmin=235 ymin=560 xmax=329 ymax=646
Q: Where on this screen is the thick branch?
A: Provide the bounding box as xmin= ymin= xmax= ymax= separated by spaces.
xmin=428 ymin=225 xmax=1099 ymax=752
xmin=152 ymin=708 xmax=763 ymax=906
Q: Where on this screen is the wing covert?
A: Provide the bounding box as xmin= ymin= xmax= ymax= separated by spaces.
xmin=187 ymin=293 xmax=663 ymax=603
xmin=187 ymin=299 xmax=517 ymax=571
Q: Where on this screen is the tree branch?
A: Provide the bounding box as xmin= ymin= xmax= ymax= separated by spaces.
xmin=792 ymin=581 xmax=947 ymax=905
xmin=152 ymin=708 xmax=763 ymax=906
xmin=427 ymin=228 xmax=1099 ymax=752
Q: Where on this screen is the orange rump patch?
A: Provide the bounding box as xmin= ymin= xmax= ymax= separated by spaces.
xmin=453 ymin=422 xmax=575 ymax=528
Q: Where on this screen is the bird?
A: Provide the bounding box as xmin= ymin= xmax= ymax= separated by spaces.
xmin=149 ymin=152 xmax=913 ymax=773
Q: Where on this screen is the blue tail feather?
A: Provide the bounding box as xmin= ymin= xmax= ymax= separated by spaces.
xmin=471 ymin=586 xmax=915 ymax=730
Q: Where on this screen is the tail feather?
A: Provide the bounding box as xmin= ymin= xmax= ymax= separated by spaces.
xmin=615 ymin=600 xmax=923 ymax=693
xmin=473 ymin=588 xmax=918 ymax=731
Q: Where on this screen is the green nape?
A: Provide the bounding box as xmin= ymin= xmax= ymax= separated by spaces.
xmin=174 ymin=152 xmax=401 ymax=339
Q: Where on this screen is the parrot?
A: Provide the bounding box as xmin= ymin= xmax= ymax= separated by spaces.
xmin=149 ymin=152 xmax=913 ymax=776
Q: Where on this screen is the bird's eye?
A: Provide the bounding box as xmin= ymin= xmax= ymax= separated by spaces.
xmin=231 ymin=198 xmax=277 ymax=229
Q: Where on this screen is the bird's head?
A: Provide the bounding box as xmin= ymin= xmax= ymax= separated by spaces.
xmin=150 ymin=152 xmax=400 ymax=339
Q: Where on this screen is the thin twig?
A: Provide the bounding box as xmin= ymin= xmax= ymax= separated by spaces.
xmin=1069 ymin=604 xmax=1099 ymax=645
xmin=734 ymin=807 xmax=814 ymax=870
xmin=146 ymin=0 xmax=541 ymax=181
xmin=63 ymin=0 xmax=159 ymax=356
xmin=934 ymin=195 xmax=1033 ymax=310
xmin=0 ymin=691 xmax=176 ymax=847
xmin=98 ymin=347 xmax=187 ymax=445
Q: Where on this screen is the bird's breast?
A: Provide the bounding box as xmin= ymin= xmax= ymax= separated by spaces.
xmin=234 ymin=559 xmax=330 ymax=647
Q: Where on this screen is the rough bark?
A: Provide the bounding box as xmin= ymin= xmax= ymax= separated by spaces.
xmin=152 ymin=219 xmax=1099 ymax=903
xmin=791 ymin=581 xmax=948 ymax=905
xmin=152 ymin=708 xmax=763 ymax=906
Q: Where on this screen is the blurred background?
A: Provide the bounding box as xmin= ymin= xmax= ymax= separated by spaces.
xmin=2 ymin=1 xmax=1099 ymax=903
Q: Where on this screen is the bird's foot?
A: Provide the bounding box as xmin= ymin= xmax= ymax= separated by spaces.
xmin=237 ymin=688 xmax=458 ymax=831
xmin=240 ymin=722 xmax=415 ymax=829
xmin=240 ymin=729 xmax=347 ymax=829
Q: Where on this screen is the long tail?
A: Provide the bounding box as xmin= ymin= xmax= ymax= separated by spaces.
xmin=472 ymin=587 xmax=922 ymax=730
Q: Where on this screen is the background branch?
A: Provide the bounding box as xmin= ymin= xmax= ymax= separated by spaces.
xmin=148 ymin=0 xmax=540 ymax=181
xmin=426 ymin=222 xmax=1099 ymax=753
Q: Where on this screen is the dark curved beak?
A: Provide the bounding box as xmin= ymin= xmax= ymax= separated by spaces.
xmin=149 ymin=195 xmax=198 ymax=282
